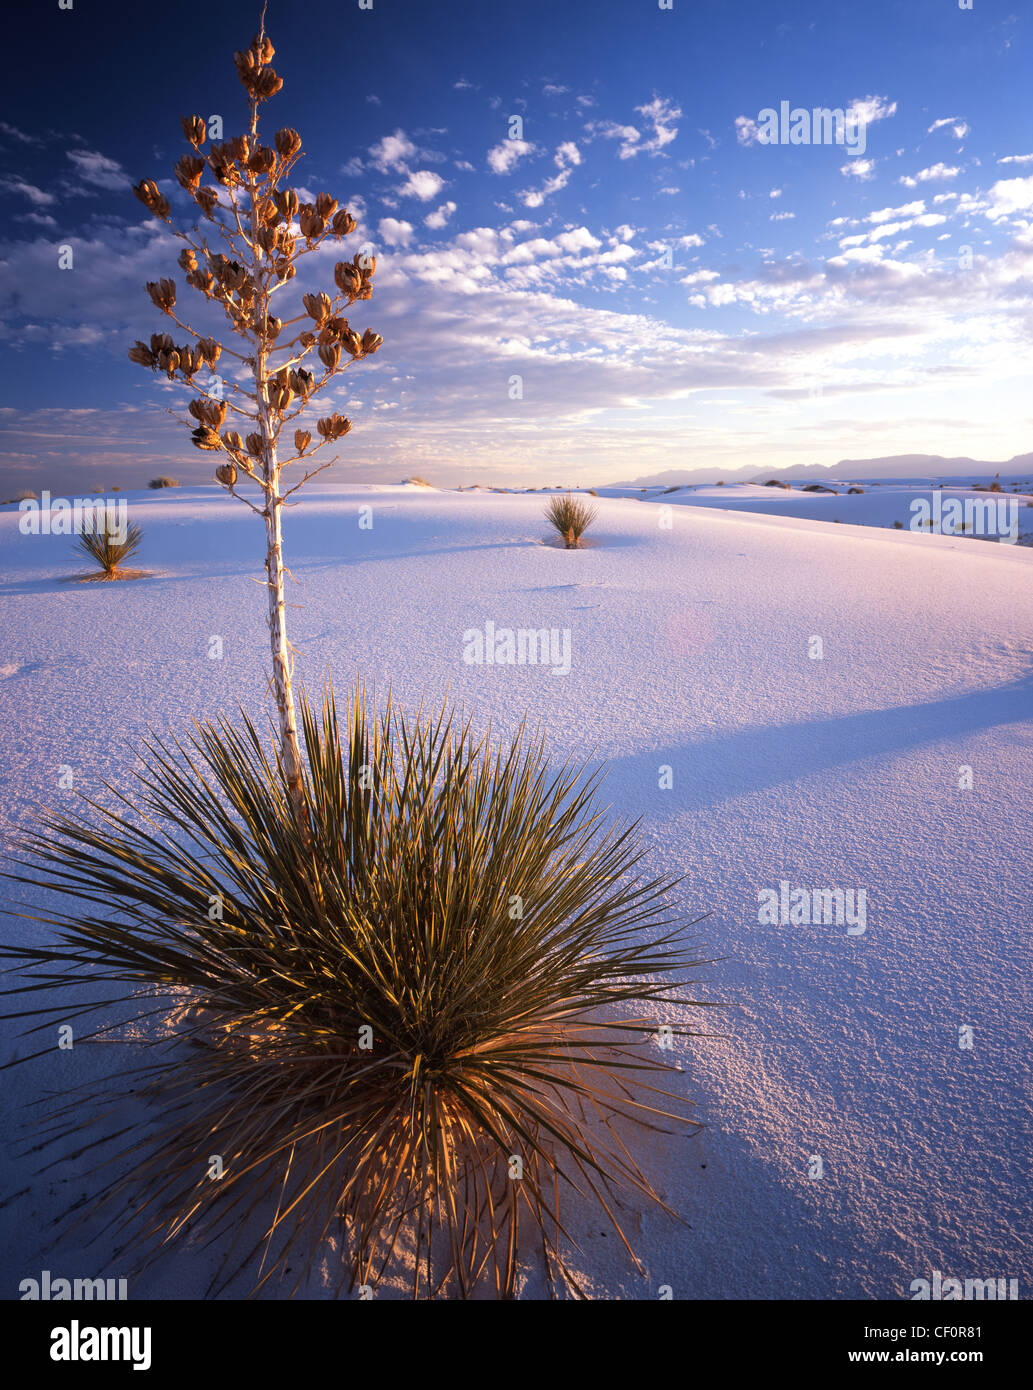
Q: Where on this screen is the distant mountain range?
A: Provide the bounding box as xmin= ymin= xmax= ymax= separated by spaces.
xmin=616 ymin=453 xmax=1033 ymax=488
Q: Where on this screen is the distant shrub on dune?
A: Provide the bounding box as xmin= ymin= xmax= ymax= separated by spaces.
xmin=148 ymin=476 xmax=180 ymax=489
xmin=2 ymin=489 xmax=38 ymax=505
xmin=403 ymin=475 xmax=433 ymax=487
xmin=545 ymin=491 xmax=597 ymax=549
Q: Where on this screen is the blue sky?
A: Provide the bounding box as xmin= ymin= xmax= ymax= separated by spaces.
xmin=1 ymin=0 xmax=1031 ymax=490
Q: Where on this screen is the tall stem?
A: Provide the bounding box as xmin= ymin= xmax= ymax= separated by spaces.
xmin=248 ymin=84 xmax=308 ymax=837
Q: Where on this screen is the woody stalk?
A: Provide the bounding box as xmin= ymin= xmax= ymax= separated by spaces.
xmin=129 ymin=19 xmax=382 ymax=831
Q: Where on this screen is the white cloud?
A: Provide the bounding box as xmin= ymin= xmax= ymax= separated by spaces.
xmin=369 ymin=130 xmax=417 ymax=172
xmin=841 ymin=159 xmax=876 ymax=180
xmin=424 ymin=201 xmax=457 ymax=229
xmin=398 ymin=169 xmax=446 ymax=202
xmin=985 ymin=175 xmax=1033 ymax=221
xmin=734 ymin=115 xmax=760 ymax=147
xmin=898 ymin=163 xmax=960 ymax=187
xmin=846 ymin=95 xmax=898 ymax=126
xmin=518 ymin=141 xmax=581 ymax=207
xmin=927 ymin=117 xmax=969 ymax=139
xmin=487 ymin=139 xmax=536 ymax=174
xmin=769 ymin=187 xmax=783 ymax=198
xmin=66 ymin=150 xmax=129 ymax=190
xmin=634 ymin=96 xmax=681 ymax=155
xmin=998 ymin=153 xmax=1033 ymax=165
xmin=0 ymin=177 xmax=54 ymax=206
xmin=868 ymin=200 xmax=925 ymax=223
xmin=593 ymin=97 xmax=681 ymax=160
xmin=770 ymin=211 xmax=795 ymax=221
xmin=378 ymin=217 xmax=415 ymax=247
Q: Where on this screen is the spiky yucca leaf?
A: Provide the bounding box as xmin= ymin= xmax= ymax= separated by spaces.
xmin=544 ymin=492 xmax=598 ymax=549
xmin=0 ymin=685 xmax=710 ymax=1298
xmin=75 ymin=516 xmax=144 ymax=575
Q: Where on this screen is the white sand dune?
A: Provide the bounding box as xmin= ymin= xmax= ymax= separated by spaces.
xmin=1 ymin=485 xmax=1031 ymax=1298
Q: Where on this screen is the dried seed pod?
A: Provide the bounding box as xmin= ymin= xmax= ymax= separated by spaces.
xmin=181 ymin=115 xmax=207 ymax=149
xmin=222 ymin=431 xmax=244 ymax=453
xmin=195 ymin=187 xmax=219 ymax=218
xmin=274 ymin=127 xmax=302 ymax=160
xmin=192 ymin=425 xmax=221 ymax=451
xmin=318 ymin=343 xmax=341 ymax=372
xmin=294 ymin=430 xmax=312 ymax=454
xmin=255 ymin=70 xmax=283 ymax=100
xmin=215 ymin=462 xmax=238 ymax=488
xmin=340 ymin=329 xmax=363 ymax=358
xmin=128 ymin=341 xmax=155 ymax=368
xmin=317 ymin=414 xmax=351 ymax=440
xmin=331 ymin=209 xmax=357 ymax=238
xmin=248 ymin=146 xmax=276 ymax=175
xmin=245 ymin=433 xmax=263 ymax=458
xmin=146 ymin=279 xmax=176 ymax=311
xmin=298 ymin=331 xmax=316 ymax=348
xmin=150 ymin=332 xmax=174 ymax=355
xmin=334 ymin=262 xmax=361 ymax=297
xmin=302 ymin=292 xmax=332 ymax=324
xmin=266 ymin=381 xmax=293 ymax=411
xmin=133 ymin=179 xmax=170 ymax=220
xmin=197 ymin=337 xmax=221 ymax=365
xmin=361 ymin=329 xmax=384 ymax=355
xmin=315 ymin=192 xmax=337 ymax=220
xmin=273 ymin=188 xmax=299 ymax=221
xmin=298 ymin=206 xmax=324 ymax=240
xmin=177 ymin=248 xmax=198 ymax=274
xmin=218 ymin=260 xmax=246 ymax=290
xmin=174 ymin=154 xmax=205 ymax=192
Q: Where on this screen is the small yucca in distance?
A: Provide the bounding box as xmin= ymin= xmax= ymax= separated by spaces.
xmin=0 ymin=686 xmax=710 ymax=1299
xmin=75 ymin=516 xmax=144 ymax=578
xmin=545 ymin=491 xmax=598 ymax=549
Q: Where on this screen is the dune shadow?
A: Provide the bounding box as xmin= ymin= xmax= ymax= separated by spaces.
xmin=592 ymin=666 xmax=1033 ymax=813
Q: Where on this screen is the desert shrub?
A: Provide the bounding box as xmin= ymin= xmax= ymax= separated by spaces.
xmin=75 ymin=516 xmax=143 ymax=577
xmin=1 ymin=686 xmax=706 ymax=1298
xmin=148 ymin=476 xmax=180 ymax=489
xmin=545 ymin=492 xmax=598 ymax=549
xmin=893 ymin=521 xmax=903 ymax=529
xmin=403 ymin=475 xmax=432 ymax=486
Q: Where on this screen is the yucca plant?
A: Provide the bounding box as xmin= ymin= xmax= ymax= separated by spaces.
xmin=75 ymin=516 xmax=144 ymax=578
xmin=545 ymin=492 xmax=598 ymax=549
xmin=127 ymin=7 xmax=382 ymax=833
xmin=1 ymin=685 xmax=709 ymax=1299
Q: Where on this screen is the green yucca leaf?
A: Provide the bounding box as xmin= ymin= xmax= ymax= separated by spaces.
xmin=75 ymin=517 xmax=144 ymax=575
xmin=0 ymin=683 xmax=713 ymax=1299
